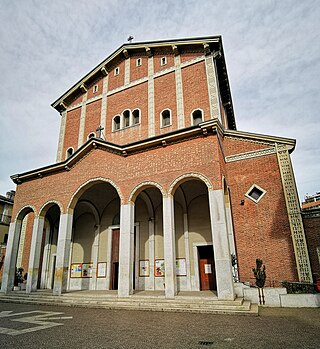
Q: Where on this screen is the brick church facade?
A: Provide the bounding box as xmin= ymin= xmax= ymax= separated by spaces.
xmin=1 ymin=36 xmax=313 ymax=299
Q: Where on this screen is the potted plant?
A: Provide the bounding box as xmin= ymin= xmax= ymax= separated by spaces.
xmin=252 ymin=259 xmax=266 ymax=304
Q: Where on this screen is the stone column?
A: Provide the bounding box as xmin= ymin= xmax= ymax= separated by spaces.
xmin=208 ymin=189 xmax=235 ymax=300
xmin=26 ymin=217 xmax=45 ymax=293
xmin=183 ymin=213 xmax=192 ymax=290
xmin=118 ymin=203 xmax=134 ymax=297
xmin=53 ymin=213 xmax=73 ymax=295
xmin=148 ymin=218 xmax=155 ymax=290
xmin=1 ymin=220 xmax=22 ymax=293
xmin=90 ymin=224 xmax=100 ymax=290
xmin=163 ymin=196 xmax=176 ymax=298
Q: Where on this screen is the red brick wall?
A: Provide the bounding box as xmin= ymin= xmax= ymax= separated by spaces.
xmin=87 ymin=78 xmax=103 ymax=100
xmin=62 ymin=107 xmax=81 ymax=157
xmin=153 ymin=52 xmax=175 ymax=73
xmin=84 ymin=100 xmax=102 ymax=139
xmin=21 ymin=212 xmax=34 ymax=275
xmin=227 ymin=153 xmax=298 ymax=286
xmin=182 ymin=61 xmax=210 ymax=127
xmin=303 ymin=213 xmax=320 ymax=277
xmin=224 ymin=137 xmax=271 ymax=156
xmin=180 ymin=52 xmax=203 ymax=63
xmin=154 ymin=72 xmax=177 ymax=135
xmin=12 ymin=135 xmax=222 ymax=218
xmin=108 ymin=60 xmax=125 ymax=91
xmin=106 ymin=82 xmax=148 ymax=144
xmin=130 ymin=55 xmax=148 ymax=82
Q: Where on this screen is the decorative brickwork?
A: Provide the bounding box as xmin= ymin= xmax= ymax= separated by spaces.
xmin=276 ymin=144 xmax=313 ymax=283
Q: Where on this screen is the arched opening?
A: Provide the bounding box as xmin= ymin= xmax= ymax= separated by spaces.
xmin=1 ymin=206 xmax=36 ymax=293
xmin=133 ymin=186 xmax=163 ymax=291
xmin=192 ymin=109 xmax=203 ymax=126
xmin=132 ymin=109 xmax=140 ymax=125
xmin=173 ymin=179 xmax=216 ymax=292
xmin=69 ymin=182 xmax=120 ymax=291
xmin=113 ymin=115 xmax=120 ymax=131
xmin=123 ymin=110 xmax=130 ymax=128
xmin=161 ymin=109 xmax=171 ymax=127
xmin=38 ymin=203 xmax=61 ymax=290
xmin=66 ymin=147 xmax=74 ymax=159
xmin=15 ymin=210 xmax=35 ymax=290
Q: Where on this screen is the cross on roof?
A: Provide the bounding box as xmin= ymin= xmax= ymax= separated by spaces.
xmin=96 ymin=125 xmax=104 ymax=139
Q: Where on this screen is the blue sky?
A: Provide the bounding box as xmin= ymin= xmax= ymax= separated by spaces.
xmin=0 ymin=0 xmax=319 ymax=201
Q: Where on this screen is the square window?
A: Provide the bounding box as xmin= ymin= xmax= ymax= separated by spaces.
xmin=245 ymin=184 xmax=266 ymax=203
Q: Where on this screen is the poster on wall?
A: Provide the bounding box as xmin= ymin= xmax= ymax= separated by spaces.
xmin=139 ymin=260 xmax=150 ymax=277
xmin=176 ymin=258 xmax=187 ymax=276
xmin=155 ymin=259 xmax=165 ymax=277
xmin=70 ymin=263 xmax=82 ymax=278
xmin=97 ymin=262 xmax=107 ymax=278
xmin=82 ymin=263 xmax=93 ymax=278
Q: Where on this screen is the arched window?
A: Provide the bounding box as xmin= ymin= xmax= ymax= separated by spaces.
xmin=66 ymin=147 xmax=74 ymax=159
xmin=88 ymin=132 xmax=95 ymax=139
xmin=132 ymin=109 xmax=140 ymax=125
xmin=123 ymin=110 xmax=130 ymax=128
xmin=113 ymin=115 xmax=120 ymax=131
xmin=192 ymin=109 xmax=203 ymax=125
xmin=161 ymin=109 xmax=171 ymax=127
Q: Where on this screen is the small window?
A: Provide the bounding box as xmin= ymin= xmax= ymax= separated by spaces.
xmin=161 ymin=56 xmax=167 ymax=66
xmin=113 ymin=115 xmax=120 ymax=131
xmin=245 ymin=184 xmax=266 ymax=203
xmin=192 ymin=109 xmax=203 ymax=125
xmin=114 ymin=67 xmax=120 ymax=76
xmin=88 ymin=132 xmax=95 ymax=139
xmin=136 ymin=58 xmax=142 ymax=67
xmin=161 ymin=109 xmax=171 ymax=127
xmin=66 ymin=147 xmax=74 ymax=159
xmin=123 ymin=110 xmax=130 ymax=127
xmin=93 ymin=85 xmax=98 ymax=93
xmin=132 ymin=109 xmax=140 ymax=125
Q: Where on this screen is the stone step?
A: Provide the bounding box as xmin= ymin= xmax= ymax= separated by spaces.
xmin=0 ymin=294 xmax=258 ymax=315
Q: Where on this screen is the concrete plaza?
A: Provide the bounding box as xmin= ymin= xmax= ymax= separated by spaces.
xmin=0 ymin=302 xmax=319 ymax=348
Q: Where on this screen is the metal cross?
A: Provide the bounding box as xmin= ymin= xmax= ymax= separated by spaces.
xmin=96 ymin=125 xmax=104 ymax=139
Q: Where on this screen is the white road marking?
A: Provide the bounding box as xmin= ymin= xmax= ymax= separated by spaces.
xmin=0 ymin=310 xmax=72 ymax=336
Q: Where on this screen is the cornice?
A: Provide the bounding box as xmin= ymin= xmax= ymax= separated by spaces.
xmin=51 ymin=36 xmax=222 ymax=111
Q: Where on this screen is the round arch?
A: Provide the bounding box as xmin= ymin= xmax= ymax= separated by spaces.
xmin=168 ymin=173 xmax=213 ymax=196
xmin=67 ymin=177 xmax=124 ymax=211
xmin=38 ymin=200 xmax=64 ymax=218
xmin=75 ymin=200 xmax=100 ymax=226
xmin=128 ymin=181 xmax=166 ymax=203
xmin=14 ymin=205 xmax=37 ymax=222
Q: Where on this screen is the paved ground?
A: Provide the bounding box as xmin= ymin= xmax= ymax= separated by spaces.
xmin=0 ymin=302 xmax=319 ymax=348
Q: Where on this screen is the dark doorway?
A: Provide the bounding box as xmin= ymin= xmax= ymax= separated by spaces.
xmin=110 ymin=229 xmax=120 ymax=290
xmin=198 ymin=245 xmax=216 ymax=291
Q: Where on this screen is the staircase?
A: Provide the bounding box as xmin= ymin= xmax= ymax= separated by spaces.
xmin=0 ymin=290 xmax=258 ymax=316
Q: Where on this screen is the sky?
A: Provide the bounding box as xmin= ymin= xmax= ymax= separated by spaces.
xmin=0 ymin=0 xmax=319 ymax=202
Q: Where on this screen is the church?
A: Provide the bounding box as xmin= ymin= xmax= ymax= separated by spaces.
xmin=1 ymin=36 xmax=313 ymax=301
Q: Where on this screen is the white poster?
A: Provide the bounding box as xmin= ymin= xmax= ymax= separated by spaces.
xmin=204 ymin=264 xmax=212 ymax=274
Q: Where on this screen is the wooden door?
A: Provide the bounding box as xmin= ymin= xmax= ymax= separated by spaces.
xmin=110 ymin=229 xmax=120 ymax=290
xmin=198 ymin=246 xmax=216 ymax=291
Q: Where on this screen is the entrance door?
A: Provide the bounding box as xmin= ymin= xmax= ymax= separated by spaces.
xmin=198 ymin=245 xmax=216 ymax=291
xmin=110 ymin=229 xmax=120 ymax=290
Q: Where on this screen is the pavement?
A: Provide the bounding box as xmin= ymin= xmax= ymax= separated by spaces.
xmin=0 ymin=302 xmax=319 ymax=348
